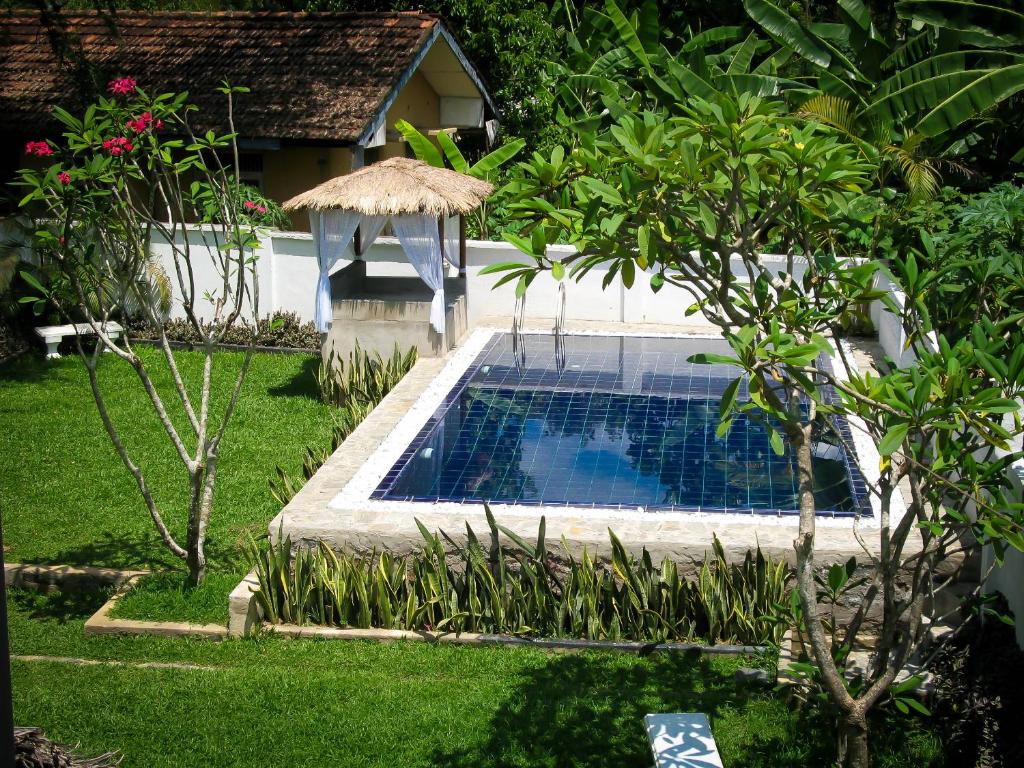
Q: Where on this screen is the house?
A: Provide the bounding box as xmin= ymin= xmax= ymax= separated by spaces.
xmin=0 ymin=9 xmax=498 ymax=228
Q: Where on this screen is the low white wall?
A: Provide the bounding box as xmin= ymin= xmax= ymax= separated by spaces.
xmin=982 ymin=460 xmax=1024 ymax=648
xmin=871 ymin=271 xmax=938 ymax=369
xmin=149 ymin=227 xmax=320 ymax=323
xmin=149 ymin=226 xmax=808 ymax=329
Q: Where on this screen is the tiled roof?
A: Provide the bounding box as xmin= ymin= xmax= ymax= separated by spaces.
xmin=0 ymin=10 xmax=439 ymax=142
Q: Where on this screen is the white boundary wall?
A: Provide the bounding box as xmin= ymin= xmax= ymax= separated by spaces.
xmin=983 ymin=460 xmax=1024 ymax=648
xmin=149 ymin=226 xmax=808 ymax=328
xmin=870 ymin=271 xmax=938 ymax=368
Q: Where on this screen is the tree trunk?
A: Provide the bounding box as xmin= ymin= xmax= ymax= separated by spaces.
xmin=837 ymin=712 xmax=870 ymax=768
xmin=185 ymin=499 xmax=206 ymax=587
xmin=185 ymin=544 xmax=205 ymax=587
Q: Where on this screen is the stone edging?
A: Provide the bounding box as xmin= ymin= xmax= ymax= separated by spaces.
xmin=83 ymin=575 xmax=228 ymax=640
xmin=5 ymin=563 xmax=148 ymax=593
xmin=229 ymin=568 xmax=763 ymax=654
xmin=258 ymin=623 xmax=764 ymax=654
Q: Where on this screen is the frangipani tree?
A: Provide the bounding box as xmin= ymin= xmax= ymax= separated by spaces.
xmin=14 ymin=80 xmax=265 ymax=585
xmin=490 ymin=87 xmax=1024 ymax=767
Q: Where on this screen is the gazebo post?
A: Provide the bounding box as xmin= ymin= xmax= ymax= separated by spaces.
xmin=437 ymin=215 xmax=445 ymax=269
xmin=459 ymin=214 xmax=467 ymax=278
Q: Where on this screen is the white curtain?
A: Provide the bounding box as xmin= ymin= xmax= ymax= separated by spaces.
xmin=311 ymin=209 xmax=361 ymax=333
xmin=392 ymin=214 xmax=446 ymax=335
xmin=359 ymin=214 xmax=389 ymax=254
xmin=443 ymin=214 xmax=461 ymax=269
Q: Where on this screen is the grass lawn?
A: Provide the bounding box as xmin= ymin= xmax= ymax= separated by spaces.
xmin=2 ymin=347 xmax=948 ymax=767
xmin=0 ymin=346 xmax=335 ymax=622
xmin=8 ymin=590 xmax=944 ymax=768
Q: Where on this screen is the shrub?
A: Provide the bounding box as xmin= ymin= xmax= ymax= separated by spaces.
xmin=316 ymin=343 xmax=418 ymax=408
xmin=884 ymin=183 xmax=1024 ymax=343
xmin=268 ymin=343 xmax=417 ymax=505
xmin=128 ymin=311 xmax=321 ymax=350
xmin=247 ymin=509 xmax=792 ymax=647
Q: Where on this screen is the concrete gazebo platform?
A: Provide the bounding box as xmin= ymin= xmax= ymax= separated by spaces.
xmin=328 ymin=261 xmax=467 ymax=359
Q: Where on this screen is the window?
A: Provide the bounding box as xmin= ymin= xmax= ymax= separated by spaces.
xmin=238 ymin=152 xmax=264 ymax=190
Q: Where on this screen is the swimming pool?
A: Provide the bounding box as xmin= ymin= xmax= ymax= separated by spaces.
xmin=371 ymin=333 xmax=869 ymax=517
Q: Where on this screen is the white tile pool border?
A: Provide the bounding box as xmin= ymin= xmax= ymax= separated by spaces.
xmin=330 ymin=326 xmax=896 ymax=533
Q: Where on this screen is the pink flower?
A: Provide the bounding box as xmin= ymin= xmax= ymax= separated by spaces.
xmin=126 ymin=112 xmax=156 ymax=134
xmin=256 ymin=205 xmax=267 ymax=215
xmin=24 ymin=140 xmax=53 ymax=157
xmin=107 ymin=77 xmax=137 ymax=96
xmin=102 ymin=136 xmax=134 ymax=156
xmin=58 ymin=171 xmax=71 ymax=185
xmin=243 ymin=200 xmax=256 ymax=211
xmin=154 ymin=119 xmax=164 ymax=131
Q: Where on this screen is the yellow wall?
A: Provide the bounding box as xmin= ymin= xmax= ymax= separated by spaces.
xmin=263 ymin=146 xmax=352 ymax=231
xmin=386 ymin=70 xmax=441 ymax=131
xmin=374 ymin=71 xmax=442 ymax=163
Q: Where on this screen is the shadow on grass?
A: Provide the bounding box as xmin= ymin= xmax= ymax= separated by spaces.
xmin=42 ymin=530 xmax=245 ymax=573
xmin=266 ymin=355 xmax=321 ymax=401
xmin=428 ymin=650 xmax=834 ymax=768
xmin=0 ymin=350 xmax=51 ymax=383
xmin=8 ymin=588 xmax=109 ymax=624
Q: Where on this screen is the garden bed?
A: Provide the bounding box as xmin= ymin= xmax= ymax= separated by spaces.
xmin=84 ymin=577 xmax=227 ymax=640
xmin=131 ymin=338 xmax=317 ymax=355
xmin=235 ymin=517 xmax=792 ymax=650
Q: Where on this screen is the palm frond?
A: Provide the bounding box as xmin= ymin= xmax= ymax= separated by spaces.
xmin=798 ymin=94 xmax=857 ymax=136
xmin=883 ymin=136 xmax=941 ymax=202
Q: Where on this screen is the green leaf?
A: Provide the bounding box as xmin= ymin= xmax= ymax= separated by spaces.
xmin=839 ymin=0 xmax=873 ymax=31
xmin=689 ymin=352 xmax=740 ymax=365
xmin=515 ymin=274 xmax=530 ymax=298
xmin=637 ymin=224 xmax=651 ymax=268
xmin=621 ymin=258 xmax=635 ymax=288
xmin=551 ymin=261 xmax=565 ymax=281
xmin=436 ymin=131 xmax=470 ymax=174
xmin=915 ymin=63 xmax=1024 ymax=137
xmin=681 ymin=26 xmax=747 ymax=53
xmin=471 ymin=138 xmax=526 ymax=177
xmin=720 ymin=377 xmax=742 ymax=419
xmin=898 ymin=1 xmax=1024 ymax=46
xmin=743 ymin=0 xmax=832 ymax=68
xmin=878 ymin=422 xmax=910 ymax=456
xmin=393 ymin=119 xmax=443 ymax=167
xmin=479 ymin=260 xmax=533 ymax=276
xmin=604 ymin=0 xmax=650 ymax=68
xmin=768 ymin=426 xmax=785 ymax=456
xmin=19 ymin=270 xmax=48 ymax=297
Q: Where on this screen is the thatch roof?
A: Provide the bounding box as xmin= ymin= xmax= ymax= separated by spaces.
xmin=282 ymin=157 xmax=494 ymax=217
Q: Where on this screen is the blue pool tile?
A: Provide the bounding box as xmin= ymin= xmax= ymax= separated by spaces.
xmin=375 ymin=334 xmax=867 ymax=517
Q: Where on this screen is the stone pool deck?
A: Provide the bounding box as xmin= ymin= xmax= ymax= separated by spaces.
xmin=270 ymin=321 xmax=913 ymax=569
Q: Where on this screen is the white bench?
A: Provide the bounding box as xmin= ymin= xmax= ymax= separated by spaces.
xmin=645 ymin=713 xmax=724 ymax=768
xmin=35 ymin=322 xmax=123 ymax=359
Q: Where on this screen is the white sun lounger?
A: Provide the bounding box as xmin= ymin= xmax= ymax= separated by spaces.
xmin=645 ymin=713 xmax=724 ymax=768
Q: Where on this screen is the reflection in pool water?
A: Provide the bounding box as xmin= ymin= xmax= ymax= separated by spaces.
xmin=374 ymin=334 xmax=864 ymax=515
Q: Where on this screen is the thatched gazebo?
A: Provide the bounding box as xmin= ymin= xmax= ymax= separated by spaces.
xmin=283 ymin=157 xmax=493 ymax=359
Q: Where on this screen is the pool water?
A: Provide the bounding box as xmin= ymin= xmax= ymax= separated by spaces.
xmin=373 ymin=334 xmax=868 ymax=516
